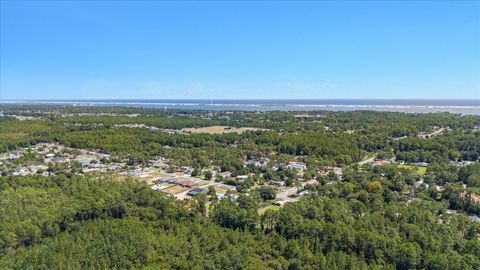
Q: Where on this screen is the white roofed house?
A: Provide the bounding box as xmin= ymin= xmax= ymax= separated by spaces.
xmin=237 ymin=175 xmax=249 ymax=181
xmin=219 ymin=172 xmax=232 ymax=178
xmin=82 ymin=168 xmax=100 ymax=174
xmin=287 ymin=162 xmax=307 ymax=171
xmin=13 ymin=167 xmax=30 ymax=176
xmin=96 ymin=153 xmax=111 ymax=159
xmin=416 ymin=162 xmax=429 ymax=167
xmin=107 ymin=165 xmax=122 ymax=172
xmin=27 ymin=164 xmax=48 ymax=174
xmin=74 ymin=157 xmax=94 ymax=167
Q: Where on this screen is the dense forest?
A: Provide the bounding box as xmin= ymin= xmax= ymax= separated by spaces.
xmin=0 ymin=105 xmax=479 ymax=269
xmin=1 ymin=173 xmax=479 ymax=269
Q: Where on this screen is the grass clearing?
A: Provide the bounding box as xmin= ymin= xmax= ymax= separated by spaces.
xmin=397 ymin=164 xmax=427 ymax=175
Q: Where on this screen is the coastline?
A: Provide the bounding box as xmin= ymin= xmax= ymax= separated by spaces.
xmin=1 ymin=99 xmax=479 ymax=115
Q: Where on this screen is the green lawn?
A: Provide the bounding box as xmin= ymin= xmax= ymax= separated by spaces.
xmin=265 ymin=205 xmax=280 ymax=211
xmin=397 ymin=164 xmax=427 ymax=175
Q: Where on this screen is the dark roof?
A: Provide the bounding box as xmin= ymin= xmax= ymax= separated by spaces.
xmin=157 ymin=177 xmax=175 ymax=183
xmin=179 ymin=180 xmax=197 ymax=187
xmin=188 ymin=188 xmax=209 ymax=196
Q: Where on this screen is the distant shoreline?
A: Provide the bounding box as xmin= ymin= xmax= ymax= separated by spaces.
xmin=1 ymin=99 xmax=479 ymax=115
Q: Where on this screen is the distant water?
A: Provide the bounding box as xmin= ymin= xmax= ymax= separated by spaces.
xmin=2 ymin=99 xmax=480 ymax=115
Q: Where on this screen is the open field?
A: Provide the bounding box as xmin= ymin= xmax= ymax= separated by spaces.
xmin=397 ymin=164 xmax=427 ymax=175
xmin=162 ymin=185 xmax=189 ymax=194
xmin=214 ymin=185 xmax=232 ymax=195
xmin=182 ymin=126 xmax=264 ymax=134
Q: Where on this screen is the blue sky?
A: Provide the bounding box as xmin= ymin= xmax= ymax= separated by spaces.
xmin=1 ymin=1 xmax=479 ymax=100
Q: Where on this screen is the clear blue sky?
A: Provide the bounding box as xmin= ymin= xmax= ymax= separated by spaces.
xmin=1 ymin=1 xmax=479 ymax=100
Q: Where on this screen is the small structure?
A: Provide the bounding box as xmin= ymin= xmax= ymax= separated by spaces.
xmin=274 ymin=201 xmax=286 ymax=206
xmin=75 ymin=158 xmax=93 ymax=166
xmin=237 ymin=175 xmax=249 ymax=181
xmin=82 ymin=168 xmax=100 ymax=174
xmin=97 ymin=153 xmax=111 ymax=159
xmin=298 ymin=190 xmax=310 ymax=197
xmin=219 ymin=172 xmax=232 ymax=178
xmin=107 ymin=165 xmax=122 ymax=172
xmin=151 ymin=184 xmax=170 ymax=191
xmin=287 ymin=162 xmax=307 ymax=171
xmin=181 ymin=166 xmax=193 ymax=174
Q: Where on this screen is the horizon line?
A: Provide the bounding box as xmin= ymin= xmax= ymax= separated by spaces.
xmin=2 ymin=98 xmax=480 ymax=101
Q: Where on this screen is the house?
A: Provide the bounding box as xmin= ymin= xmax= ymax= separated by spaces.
xmin=180 ymin=166 xmax=193 ymax=174
xmin=469 ymin=215 xmax=480 ymax=223
xmin=243 ymin=158 xmax=269 ymax=168
xmin=27 ymin=164 xmax=48 ymax=173
xmin=320 ymin=166 xmax=343 ymax=176
xmin=237 ymin=175 xmax=249 ymax=181
xmin=157 ymin=177 xmax=175 ymax=183
xmin=287 ymin=162 xmax=307 ymax=170
xmin=13 ymin=167 xmax=30 ymax=176
xmin=187 ymin=188 xmax=209 ymax=196
xmin=107 ymin=165 xmax=122 ymax=172
xmin=298 ymin=190 xmax=310 ymax=197
xmin=153 ymin=162 xmax=169 ymax=169
xmin=82 ymin=168 xmax=100 ymax=174
xmin=169 ymin=179 xmax=183 ymax=185
xmin=219 ymin=172 xmax=232 ymax=178
xmin=97 ymin=153 xmax=111 ymax=159
xmin=178 ymin=180 xmax=197 ymax=188
xmin=226 ymin=193 xmax=239 ymax=202
xmin=75 ymin=157 xmax=93 ymax=166
xmin=450 ymin=160 xmax=475 ymax=167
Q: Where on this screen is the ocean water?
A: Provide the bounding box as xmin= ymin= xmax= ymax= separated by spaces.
xmin=2 ymin=99 xmax=480 ymax=115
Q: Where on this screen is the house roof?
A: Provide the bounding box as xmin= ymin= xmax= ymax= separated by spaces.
xmin=179 ymin=180 xmax=197 ymax=187
xmin=188 ymin=188 xmax=209 ymax=196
